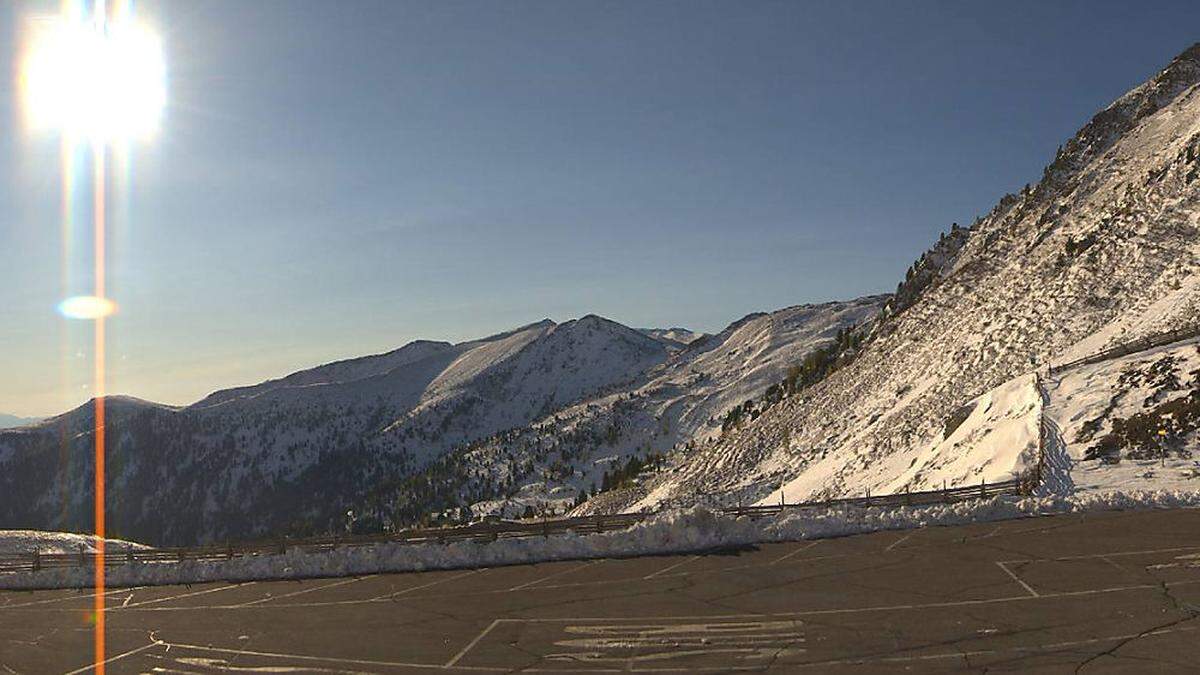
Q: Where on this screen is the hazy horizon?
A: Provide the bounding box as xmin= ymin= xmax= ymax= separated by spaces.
xmin=3 ymin=0 xmax=1199 ymax=417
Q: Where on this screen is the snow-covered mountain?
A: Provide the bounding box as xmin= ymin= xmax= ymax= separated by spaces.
xmin=581 ymin=42 xmax=1200 ymax=514
xmin=0 ymin=299 xmax=886 ymax=543
xmin=638 ymin=327 xmax=705 ymax=350
xmin=0 ymin=317 xmax=673 ymax=544
xmin=0 ymin=413 xmax=40 ymax=430
xmin=438 ymin=297 xmax=888 ymax=518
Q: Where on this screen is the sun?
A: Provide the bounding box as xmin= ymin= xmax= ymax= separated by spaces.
xmin=19 ymin=11 xmax=166 ymax=142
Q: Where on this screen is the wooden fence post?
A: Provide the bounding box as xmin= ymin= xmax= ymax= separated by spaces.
xmin=31 ymin=549 xmax=40 ymax=573
xmin=980 ymin=479 xmax=986 ymax=498
xmin=127 ymin=545 xmax=135 ymax=566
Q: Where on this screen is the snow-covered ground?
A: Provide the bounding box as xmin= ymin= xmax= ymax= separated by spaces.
xmin=0 ymin=530 xmax=147 ymax=555
xmin=1047 ymin=336 xmax=1200 ymax=493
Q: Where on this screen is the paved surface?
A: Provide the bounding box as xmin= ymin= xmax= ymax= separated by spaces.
xmin=1 ymin=508 xmax=1199 ymax=673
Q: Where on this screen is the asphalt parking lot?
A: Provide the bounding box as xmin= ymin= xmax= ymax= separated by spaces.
xmin=1 ymin=507 xmax=1198 ymax=673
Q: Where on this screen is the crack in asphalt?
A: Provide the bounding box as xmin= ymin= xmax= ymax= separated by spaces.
xmin=1072 ymin=580 xmax=1200 ymax=673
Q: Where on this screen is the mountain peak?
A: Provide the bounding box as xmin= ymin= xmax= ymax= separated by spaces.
xmin=1042 ymin=41 xmax=1200 ymax=192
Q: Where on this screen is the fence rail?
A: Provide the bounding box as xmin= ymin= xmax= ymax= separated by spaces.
xmin=1049 ymin=324 xmax=1200 ymax=375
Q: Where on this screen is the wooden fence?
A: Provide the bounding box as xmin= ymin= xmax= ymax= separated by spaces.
xmin=1049 ymin=324 xmax=1200 ymax=375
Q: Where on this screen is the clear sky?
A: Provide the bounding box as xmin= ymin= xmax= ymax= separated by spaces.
xmin=2 ymin=0 xmax=1198 ymax=417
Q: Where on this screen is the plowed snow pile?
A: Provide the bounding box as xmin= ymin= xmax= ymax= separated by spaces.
xmin=4 ymin=491 xmax=1199 ymax=590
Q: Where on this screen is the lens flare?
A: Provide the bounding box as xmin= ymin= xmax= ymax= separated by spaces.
xmin=19 ymin=12 xmax=166 ymax=141
xmin=58 ymin=295 xmax=117 ymax=320
xmin=22 ymin=4 xmax=166 ymax=673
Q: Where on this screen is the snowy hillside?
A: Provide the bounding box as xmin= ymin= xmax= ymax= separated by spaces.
xmin=589 ymin=43 xmax=1200 ymax=514
xmin=1047 ymin=336 xmax=1200 ymax=493
xmin=396 ymin=296 xmax=887 ymax=519
xmin=638 ymin=327 xmax=705 ymax=350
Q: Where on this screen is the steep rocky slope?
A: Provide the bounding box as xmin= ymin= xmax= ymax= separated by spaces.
xmin=589 ymin=43 xmax=1200 ymax=514
xmin=446 ymin=294 xmax=888 ymax=514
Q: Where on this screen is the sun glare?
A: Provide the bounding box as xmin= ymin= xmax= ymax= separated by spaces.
xmin=58 ymin=295 xmax=117 ymax=320
xmin=20 ymin=13 xmax=165 ymax=141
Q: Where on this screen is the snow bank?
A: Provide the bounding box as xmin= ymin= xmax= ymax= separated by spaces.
xmin=4 ymin=491 xmax=1198 ymax=590
xmin=885 ymin=373 xmax=1041 ymax=493
xmin=0 ymin=530 xmax=148 ymax=555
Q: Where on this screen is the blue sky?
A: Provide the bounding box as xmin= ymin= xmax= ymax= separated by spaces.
xmin=2 ymin=0 xmax=1198 ymax=416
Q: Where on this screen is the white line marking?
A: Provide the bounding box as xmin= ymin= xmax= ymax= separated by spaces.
xmin=368 ymin=568 xmax=484 ymax=601
xmin=645 ymin=556 xmax=700 ymax=579
xmin=1100 ymin=556 xmax=1128 ymax=574
xmin=236 ymin=576 xmax=371 ymax=607
xmin=445 ymin=619 xmax=501 ymax=668
xmin=63 ymin=639 xmax=160 ymax=674
xmin=511 ymin=560 xmax=602 ymax=591
xmin=767 ymin=624 xmax=1200 ymax=670
xmin=151 ymin=639 xmax=502 ymax=672
xmin=497 ymin=576 xmax=1200 ymax=625
xmin=1 ymin=586 xmax=145 ymax=609
xmin=770 ymin=541 xmax=821 ymax=565
xmin=884 ymin=532 xmax=914 ymax=552
xmin=995 ymin=561 xmax=1039 ymax=597
xmin=119 ymin=582 xmax=256 ymax=609
xmin=979 ymin=523 xmax=1006 ymax=539
xmin=1000 ymin=545 xmax=1200 ymax=565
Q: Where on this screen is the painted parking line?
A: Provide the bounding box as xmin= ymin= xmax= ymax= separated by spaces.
xmin=368 ymin=568 xmax=485 ymax=601
xmin=883 ymin=532 xmax=915 ymax=552
xmin=147 ymin=637 xmax=504 ymax=673
xmin=119 ymin=582 xmax=257 ymax=609
xmin=1 ymin=585 xmax=146 ymax=609
xmin=445 ymin=619 xmax=502 ymax=668
xmin=995 ymin=561 xmax=1039 ymax=598
xmin=780 ymin=624 xmax=1200 ymax=670
xmin=235 ymin=576 xmax=374 ymax=607
xmin=770 ymin=540 xmax=822 ymax=565
xmin=644 ymin=555 xmax=700 ymax=579
xmin=999 ymin=545 xmax=1200 ymax=565
xmin=510 ymin=560 xmax=603 ymax=591
xmin=63 ymin=637 xmax=162 ymax=675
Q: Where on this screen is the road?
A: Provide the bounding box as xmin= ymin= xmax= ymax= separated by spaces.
xmin=1 ymin=507 xmax=1198 ymax=673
